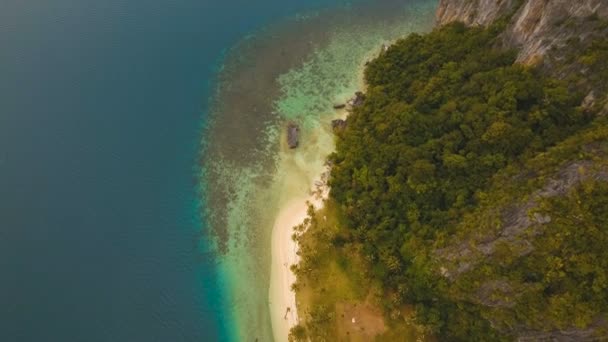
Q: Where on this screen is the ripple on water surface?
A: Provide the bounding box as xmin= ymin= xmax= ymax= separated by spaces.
xmin=200 ymin=1 xmax=436 ymax=340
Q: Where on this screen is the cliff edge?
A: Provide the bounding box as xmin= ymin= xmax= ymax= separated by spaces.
xmin=433 ymin=1 xmax=608 ymax=340
xmin=437 ymin=0 xmax=608 ymax=64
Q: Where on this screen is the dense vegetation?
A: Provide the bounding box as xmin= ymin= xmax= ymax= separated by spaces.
xmin=331 ymin=23 xmax=588 ymax=249
xmin=293 ymin=21 xmax=608 ymax=341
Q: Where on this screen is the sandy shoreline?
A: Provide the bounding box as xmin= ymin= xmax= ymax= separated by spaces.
xmin=267 ymin=114 xmax=348 ymax=341
xmin=268 ymin=42 xmax=385 ymax=342
xmin=268 ymin=103 xmax=346 ymax=341
xmin=269 ymin=193 xmax=325 ymax=342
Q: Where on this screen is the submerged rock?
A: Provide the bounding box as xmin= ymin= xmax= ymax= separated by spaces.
xmin=333 ymin=103 xmax=346 ymax=109
xmin=287 ymin=123 xmax=300 ymax=149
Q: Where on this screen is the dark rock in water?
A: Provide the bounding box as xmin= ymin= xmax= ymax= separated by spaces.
xmin=287 ymin=123 xmax=300 ymax=149
xmin=347 ymin=91 xmax=365 ymax=108
xmin=331 ymin=119 xmax=347 ymax=132
xmin=353 ymin=91 xmax=365 ymax=106
xmin=333 ymin=104 xmax=346 ymax=109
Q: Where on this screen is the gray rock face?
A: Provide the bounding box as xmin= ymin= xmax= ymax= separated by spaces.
xmin=437 ymin=0 xmax=608 ymax=64
xmin=436 ymin=0 xmax=517 ymax=27
xmin=287 ymin=123 xmax=299 ymax=149
xmin=503 ymin=0 xmax=608 ymax=64
xmin=517 ymin=320 xmax=608 ymax=342
xmin=437 ymin=162 xmax=607 ymax=279
xmin=433 ymin=1 xmax=608 ymax=338
xmin=435 ymin=160 xmax=608 ymax=338
xmin=582 ymin=91 xmax=597 ymax=111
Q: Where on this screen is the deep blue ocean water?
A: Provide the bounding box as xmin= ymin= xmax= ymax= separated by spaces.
xmin=0 ymin=0 xmax=347 ymax=340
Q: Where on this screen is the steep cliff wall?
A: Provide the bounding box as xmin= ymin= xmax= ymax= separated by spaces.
xmin=436 ymin=0 xmax=518 ymax=26
xmin=431 ymin=1 xmax=608 ymax=340
xmin=437 ymin=0 xmax=608 ymax=64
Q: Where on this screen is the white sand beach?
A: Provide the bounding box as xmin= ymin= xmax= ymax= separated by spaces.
xmin=267 ymin=60 xmax=374 ymax=342
xmin=268 ymin=123 xmax=334 ymax=342
xmin=267 ymin=38 xmax=397 ymax=342
xmin=269 ymin=195 xmax=322 ymax=342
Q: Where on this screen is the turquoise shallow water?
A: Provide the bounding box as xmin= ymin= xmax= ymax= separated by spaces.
xmin=202 ymin=1 xmax=436 ymax=340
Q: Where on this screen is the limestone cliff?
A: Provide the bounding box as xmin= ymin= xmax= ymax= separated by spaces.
xmin=432 ymin=1 xmax=608 ymax=340
xmin=436 ymin=0 xmax=518 ymax=26
xmin=437 ymin=0 xmax=608 ymax=64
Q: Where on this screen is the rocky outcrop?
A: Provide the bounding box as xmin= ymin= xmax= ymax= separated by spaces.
xmin=331 ymin=119 xmax=347 ymax=132
xmin=347 ymin=91 xmax=365 ymax=108
xmin=435 ymin=159 xmax=608 ymax=339
xmin=431 ymin=2 xmax=608 ymax=339
xmin=436 ymin=0 xmax=608 ymax=64
xmin=436 ymin=0 xmax=517 ymax=27
xmin=504 ymin=0 xmax=608 ymax=64
xmin=287 ymin=123 xmax=300 ymax=149
xmin=437 ymin=161 xmax=608 ymax=279
xmin=517 ymin=320 xmax=608 ymax=342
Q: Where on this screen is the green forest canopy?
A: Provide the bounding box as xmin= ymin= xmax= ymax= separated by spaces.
xmin=323 ymin=22 xmax=608 ymax=340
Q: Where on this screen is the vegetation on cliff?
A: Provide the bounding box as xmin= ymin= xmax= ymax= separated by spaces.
xmin=291 ymin=20 xmax=608 ymax=341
